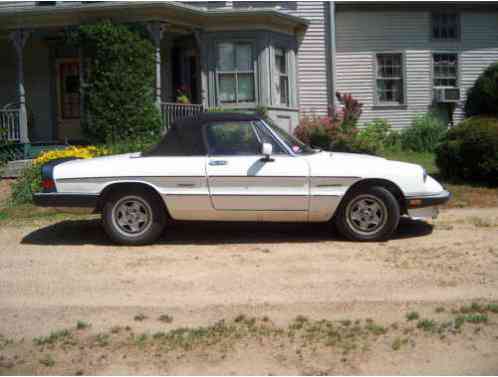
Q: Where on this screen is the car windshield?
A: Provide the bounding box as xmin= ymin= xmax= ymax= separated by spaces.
xmin=261 ymin=120 xmax=317 ymax=154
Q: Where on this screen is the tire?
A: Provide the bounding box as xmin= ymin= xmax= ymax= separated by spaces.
xmin=102 ymin=188 xmax=167 ymax=245
xmin=335 ymin=186 xmax=400 ymax=242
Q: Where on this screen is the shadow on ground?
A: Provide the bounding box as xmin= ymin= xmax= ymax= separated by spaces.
xmin=21 ymin=217 xmax=433 ymax=247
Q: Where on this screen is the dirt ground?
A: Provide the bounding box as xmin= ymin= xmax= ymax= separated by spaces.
xmin=0 ymin=207 xmax=498 ymax=375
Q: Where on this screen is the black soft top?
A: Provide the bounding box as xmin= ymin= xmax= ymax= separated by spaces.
xmin=143 ymin=112 xmax=262 ymax=156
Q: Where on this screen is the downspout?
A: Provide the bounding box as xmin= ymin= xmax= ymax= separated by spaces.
xmin=327 ymin=1 xmax=337 ymax=112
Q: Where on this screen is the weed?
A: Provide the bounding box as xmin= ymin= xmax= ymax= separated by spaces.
xmin=0 ymin=335 xmax=14 ymax=350
xmin=392 ymin=337 xmax=409 ymax=351
xmin=134 ymin=333 xmax=148 ymax=346
xmin=417 ymin=319 xmax=436 ymax=332
xmin=340 ymin=320 xmax=352 ymax=327
xmin=110 ymin=326 xmax=123 ymax=334
xmin=406 ymin=311 xmax=420 ymax=321
xmin=435 ymin=307 xmax=445 ymax=313
xmin=33 ymin=329 xmax=71 ymax=346
xmin=134 ymin=313 xmax=147 ymax=321
xmin=458 ymin=314 xmax=488 ymax=324
xmin=158 ymin=314 xmax=173 ymax=324
xmin=95 ymin=333 xmax=110 ymax=347
xmin=365 ymin=322 xmax=386 ymax=335
xmin=486 ymin=303 xmax=498 ymax=313
xmin=76 ymin=320 xmax=90 ymax=330
xmin=469 ymin=217 xmax=494 ymax=228
xmin=39 ymin=354 xmax=55 ymax=367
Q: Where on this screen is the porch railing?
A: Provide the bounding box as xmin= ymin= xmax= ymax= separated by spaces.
xmin=161 ymin=102 xmax=205 ymax=131
xmin=0 ymin=108 xmax=21 ymax=142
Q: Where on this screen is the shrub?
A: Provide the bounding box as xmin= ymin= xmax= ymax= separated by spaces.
xmin=294 ymin=92 xmax=366 ymax=152
xmin=400 ymin=113 xmax=447 ymax=152
xmin=465 ymin=62 xmax=498 ymax=117
xmin=435 ymin=116 xmax=498 ymax=183
xmin=356 ymin=118 xmax=392 ymax=154
xmin=10 ymin=146 xmax=108 ymax=204
xmin=69 ymin=21 xmax=162 ymax=144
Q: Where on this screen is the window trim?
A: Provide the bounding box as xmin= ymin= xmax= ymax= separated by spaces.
xmin=430 ymin=11 xmax=461 ymax=42
xmin=372 ymin=51 xmax=407 ymax=108
xmin=431 ymin=51 xmax=460 ymax=88
xmin=214 ymin=40 xmax=258 ymax=107
xmin=274 ymin=46 xmax=290 ymax=108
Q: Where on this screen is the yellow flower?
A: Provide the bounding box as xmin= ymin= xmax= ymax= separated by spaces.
xmin=33 ymin=145 xmax=109 ymax=166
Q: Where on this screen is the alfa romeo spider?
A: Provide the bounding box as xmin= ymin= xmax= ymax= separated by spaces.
xmin=33 ymin=113 xmax=450 ymax=245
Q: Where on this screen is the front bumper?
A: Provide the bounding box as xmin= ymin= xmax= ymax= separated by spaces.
xmin=33 ymin=193 xmax=99 ymax=209
xmin=404 ymin=190 xmax=451 ymax=220
xmin=405 ymin=190 xmax=451 ymax=209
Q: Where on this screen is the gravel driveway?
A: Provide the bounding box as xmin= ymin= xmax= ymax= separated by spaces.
xmin=1 ymin=207 xmax=497 ymax=375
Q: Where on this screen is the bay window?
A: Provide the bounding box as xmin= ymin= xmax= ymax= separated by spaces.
xmin=216 ymin=42 xmax=255 ymax=104
xmin=275 ymin=48 xmax=289 ymax=106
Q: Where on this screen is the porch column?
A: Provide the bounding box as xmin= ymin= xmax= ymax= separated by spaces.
xmin=146 ymin=22 xmax=167 ymax=110
xmin=194 ymin=28 xmax=208 ymax=108
xmin=9 ymin=29 xmax=31 ymax=144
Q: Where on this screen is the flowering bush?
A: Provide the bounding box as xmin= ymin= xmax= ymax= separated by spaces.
xmin=294 ymin=91 xmax=364 ymax=152
xmin=11 ymin=146 xmax=108 ymax=205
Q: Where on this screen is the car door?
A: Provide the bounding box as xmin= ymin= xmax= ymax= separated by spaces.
xmin=205 ymin=120 xmax=309 ymax=212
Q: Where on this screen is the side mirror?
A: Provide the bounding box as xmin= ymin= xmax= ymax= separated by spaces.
xmin=261 ymin=142 xmax=274 ymax=162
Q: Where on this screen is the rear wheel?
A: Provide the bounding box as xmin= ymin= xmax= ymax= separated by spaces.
xmin=102 ymin=188 xmax=166 ymax=245
xmin=335 ymin=186 xmax=400 ymax=241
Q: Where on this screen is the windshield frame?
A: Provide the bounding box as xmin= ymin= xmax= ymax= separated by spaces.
xmin=258 ymin=119 xmax=317 ymax=156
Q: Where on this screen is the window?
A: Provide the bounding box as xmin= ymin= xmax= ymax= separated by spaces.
xmin=433 ymin=53 xmax=458 ymax=87
xmin=206 ymin=122 xmax=260 ymax=155
xmin=275 ymin=48 xmax=289 ymax=106
xmin=216 ymin=42 xmax=255 ymax=104
xmin=253 ymin=122 xmax=286 ymax=154
xmin=432 ymin=12 xmax=460 ymax=40
xmin=375 ymin=53 xmax=404 ymax=105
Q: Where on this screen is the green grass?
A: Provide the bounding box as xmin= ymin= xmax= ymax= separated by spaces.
xmin=406 ymin=311 xmax=420 ymax=321
xmin=382 ymin=149 xmax=438 ymax=175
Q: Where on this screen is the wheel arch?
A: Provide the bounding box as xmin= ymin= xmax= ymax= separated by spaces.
xmin=96 ymin=181 xmax=170 ymax=217
xmin=338 ymin=178 xmax=407 ymax=215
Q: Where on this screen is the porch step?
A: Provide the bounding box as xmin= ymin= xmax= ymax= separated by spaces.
xmin=2 ymin=159 xmax=33 ymax=178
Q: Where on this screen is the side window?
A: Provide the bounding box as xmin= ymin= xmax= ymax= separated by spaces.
xmin=253 ymin=122 xmax=286 ymax=154
xmin=206 ymin=122 xmax=260 ymax=156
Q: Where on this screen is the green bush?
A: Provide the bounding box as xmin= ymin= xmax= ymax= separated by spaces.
xmin=400 ymin=113 xmax=447 ymax=152
xmin=465 ymin=62 xmax=498 ymax=117
xmin=356 ymin=119 xmax=392 ymax=154
xmin=69 ymin=21 xmax=162 ymax=143
xmin=436 ymin=117 xmax=498 ymax=183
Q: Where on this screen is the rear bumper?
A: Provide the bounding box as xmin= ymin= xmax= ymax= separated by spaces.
xmin=405 ymin=190 xmax=451 ymax=209
xmin=33 ymin=193 xmax=99 ymax=209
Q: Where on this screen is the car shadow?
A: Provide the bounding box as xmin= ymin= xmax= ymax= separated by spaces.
xmin=21 ymin=217 xmax=433 ymax=247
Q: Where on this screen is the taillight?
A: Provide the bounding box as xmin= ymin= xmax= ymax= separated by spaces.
xmin=42 ymin=178 xmax=55 ymax=192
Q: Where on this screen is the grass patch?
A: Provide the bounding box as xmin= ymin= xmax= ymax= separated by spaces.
xmin=0 ymin=203 xmax=93 ymax=225
xmin=76 ymin=320 xmax=90 ymax=330
xmin=158 ymin=314 xmax=173 ymax=324
xmin=435 ymin=307 xmax=445 ymax=313
xmin=33 ymin=329 xmax=71 ymax=346
xmin=134 ymin=313 xmax=147 ymax=322
xmin=406 ymin=311 xmax=420 ymax=321
xmin=39 ymin=354 xmax=55 ymax=367
xmin=417 ymin=319 xmax=436 ymax=332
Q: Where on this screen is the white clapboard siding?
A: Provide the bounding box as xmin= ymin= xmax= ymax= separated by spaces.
xmin=287 ymin=2 xmax=329 ymax=116
xmin=336 ymin=10 xmax=498 ymax=129
xmin=0 ymin=1 xmax=36 ymax=7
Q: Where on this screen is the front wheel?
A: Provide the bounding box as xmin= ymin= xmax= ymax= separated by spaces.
xmin=335 ymin=186 xmax=400 ymax=242
xmin=102 ymin=189 xmax=166 ymax=245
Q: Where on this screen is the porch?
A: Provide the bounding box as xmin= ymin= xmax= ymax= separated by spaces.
xmin=0 ymin=1 xmax=307 ymax=162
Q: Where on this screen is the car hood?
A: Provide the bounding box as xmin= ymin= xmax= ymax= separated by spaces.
xmin=304 ymin=151 xmax=425 ymax=184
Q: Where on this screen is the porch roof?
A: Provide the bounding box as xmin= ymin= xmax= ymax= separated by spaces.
xmin=0 ymin=1 xmax=308 ymax=35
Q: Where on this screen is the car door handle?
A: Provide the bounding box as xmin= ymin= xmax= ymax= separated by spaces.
xmin=209 ymin=160 xmax=228 ymax=166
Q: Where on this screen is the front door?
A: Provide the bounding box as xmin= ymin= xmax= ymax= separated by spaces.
xmin=205 ymin=120 xmax=309 ymax=212
xmin=56 ymin=59 xmax=82 ymax=141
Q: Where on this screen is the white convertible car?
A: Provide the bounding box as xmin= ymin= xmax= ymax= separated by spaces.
xmin=34 ymin=113 xmax=450 ymax=245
